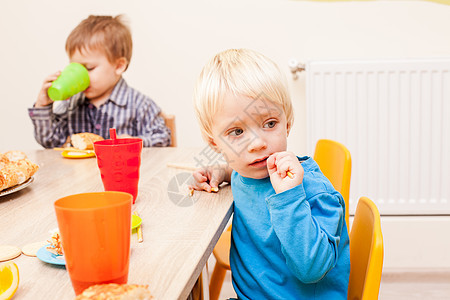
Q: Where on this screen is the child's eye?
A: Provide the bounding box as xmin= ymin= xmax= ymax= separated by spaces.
xmin=228 ymin=128 xmax=244 ymax=137
xmin=264 ymin=121 xmax=277 ymax=128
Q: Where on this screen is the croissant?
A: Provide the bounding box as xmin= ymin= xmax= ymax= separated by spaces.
xmin=0 ymin=151 xmax=39 ymax=191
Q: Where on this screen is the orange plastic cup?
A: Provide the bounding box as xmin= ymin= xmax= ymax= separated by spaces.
xmin=93 ymin=137 xmax=143 ymax=204
xmin=54 ymin=192 xmax=132 ymax=295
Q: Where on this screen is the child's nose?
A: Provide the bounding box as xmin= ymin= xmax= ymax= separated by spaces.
xmin=247 ymin=136 xmax=267 ymax=152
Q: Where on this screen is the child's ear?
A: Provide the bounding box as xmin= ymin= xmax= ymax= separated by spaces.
xmin=115 ymin=57 xmax=128 ymax=75
xmin=208 ymin=138 xmax=221 ymax=153
xmin=286 ymin=121 xmax=291 ymax=137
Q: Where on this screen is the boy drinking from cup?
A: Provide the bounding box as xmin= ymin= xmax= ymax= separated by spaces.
xmin=29 ymin=15 xmax=171 ymax=148
xmin=190 ymin=49 xmax=350 ymax=299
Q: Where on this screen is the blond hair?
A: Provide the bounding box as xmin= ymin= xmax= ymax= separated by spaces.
xmin=65 ymin=15 xmax=132 ymax=70
xmin=193 ymin=49 xmax=294 ymax=143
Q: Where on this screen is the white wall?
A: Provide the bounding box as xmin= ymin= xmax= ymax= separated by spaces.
xmin=1 ymin=0 xmax=450 ymax=153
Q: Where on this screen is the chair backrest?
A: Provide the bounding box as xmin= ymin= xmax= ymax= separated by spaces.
xmin=313 ymin=139 xmax=352 ymax=226
xmin=160 ymin=112 xmax=177 ymax=147
xmin=348 ymin=197 xmax=384 ymax=300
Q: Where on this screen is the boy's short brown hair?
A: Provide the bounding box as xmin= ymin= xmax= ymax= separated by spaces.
xmin=65 ymin=15 xmax=132 ymax=70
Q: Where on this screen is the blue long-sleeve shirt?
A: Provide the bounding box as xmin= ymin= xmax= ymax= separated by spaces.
xmin=28 ymin=78 xmax=171 ymax=148
xmin=230 ymin=156 xmax=350 ymax=299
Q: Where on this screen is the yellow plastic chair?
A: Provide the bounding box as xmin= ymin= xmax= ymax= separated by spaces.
xmin=313 ymin=139 xmax=352 ymax=226
xmin=160 ymin=112 xmax=177 ymax=147
xmin=348 ymin=196 xmax=384 ymax=300
xmin=209 ymin=139 xmax=352 ymax=300
xmin=209 ymin=225 xmax=232 ymax=300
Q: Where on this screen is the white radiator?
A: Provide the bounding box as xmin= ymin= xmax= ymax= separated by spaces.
xmin=306 ymin=59 xmax=450 ymax=215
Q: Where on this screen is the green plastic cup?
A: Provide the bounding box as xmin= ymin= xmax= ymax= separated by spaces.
xmin=48 ymin=62 xmax=90 ymax=101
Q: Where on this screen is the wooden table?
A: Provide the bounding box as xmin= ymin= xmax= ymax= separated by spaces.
xmin=0 ymin=148 xmax=233 ymax=300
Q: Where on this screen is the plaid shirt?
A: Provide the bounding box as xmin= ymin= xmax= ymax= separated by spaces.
xmin=28 ymin=78 xmax=171 ymax=148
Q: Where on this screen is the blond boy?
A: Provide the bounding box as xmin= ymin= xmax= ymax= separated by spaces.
xmin=191 ymin=49 xmax=350 ymax=299
xmin=29 ymin=15 xmax=171 ymax=148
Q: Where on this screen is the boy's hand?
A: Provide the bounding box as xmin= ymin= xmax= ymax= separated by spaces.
xmin=267 ymin=151 xmax=304 ymax=194
xmin=35 ymin=71 xmax=60 ymax=107
xmin=189 ymin=165 xmax=231 ymax=193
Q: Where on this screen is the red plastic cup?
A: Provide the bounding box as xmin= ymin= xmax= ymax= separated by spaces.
xmin=54 ymin=191 xmax=132 ymax=295
xmin=93 ymin=131 xmax=143 ymax=204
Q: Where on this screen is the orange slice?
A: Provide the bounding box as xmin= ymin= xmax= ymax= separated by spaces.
xmin=0 ymin=261 xmax=19 ymax=300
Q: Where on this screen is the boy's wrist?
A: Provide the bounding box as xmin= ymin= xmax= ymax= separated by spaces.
xmin=223 ymin=165 xmax=232 ymax=183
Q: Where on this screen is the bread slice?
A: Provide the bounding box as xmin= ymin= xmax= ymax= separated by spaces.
xmin=74 ymin=283 xmax=153 ymax=299
xmin=71 ymin=133 xmax=104 ymax=150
